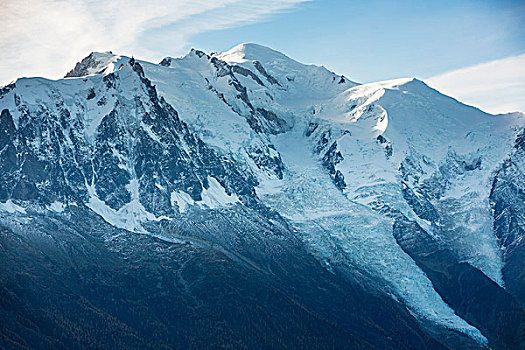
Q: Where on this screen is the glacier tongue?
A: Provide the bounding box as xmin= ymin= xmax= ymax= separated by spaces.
xmin=257 ymin=120 xmax=487 ymax=343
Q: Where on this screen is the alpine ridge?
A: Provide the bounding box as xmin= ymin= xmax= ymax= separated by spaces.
xmin=1 ymin=43 xmax=524 ymax=349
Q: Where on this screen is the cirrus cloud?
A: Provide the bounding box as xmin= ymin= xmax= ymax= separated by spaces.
xmin=427 ymin=54 xmax=525 ymax=114
xmin=0 ymin=0 xmax=310 ymax=85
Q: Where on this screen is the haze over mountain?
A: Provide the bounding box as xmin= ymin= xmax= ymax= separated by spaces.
xmin=1 ymin=43 xmax=524 ymax=349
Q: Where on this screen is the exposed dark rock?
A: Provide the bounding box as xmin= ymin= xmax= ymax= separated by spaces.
xmin=322 ymin=141 xmax=346 ymax=190
xmin=232 ymin=65 xmax=265 ymax=86
xmin=377 ymin=134 xmax=393 ymax=158
xmin=253 ymin=61 xmax=281 ymax=86
xmin=86 ymin=88 xmax=96 ymax=100
xmin=65 ymin=52 xmax=114 ymax=78
xmin=159 ymin=57 xmax=172 ymax=67
xmin=490 ymin=130 xmax=525 ymax=305
xmin=305 ymin=122 xmax=318 ymax=137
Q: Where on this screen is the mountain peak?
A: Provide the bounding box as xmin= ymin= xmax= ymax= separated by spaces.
xmin=213 ymin=43 xmax=292 ymax=64
xmin=65 ymin=51 xmax=128 ymax=78
xmin=211 ymin=43 xmax=357 ymax=91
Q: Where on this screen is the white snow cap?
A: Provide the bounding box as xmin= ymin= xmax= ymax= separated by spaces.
xmin=65 ymin=51 xmax=129 ymax=78
xmin=214 ymin=43 xmax=292 ymax=63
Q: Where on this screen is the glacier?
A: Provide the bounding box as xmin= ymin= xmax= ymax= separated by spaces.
xmin=0 ymin=43 xmax=524 ymax=349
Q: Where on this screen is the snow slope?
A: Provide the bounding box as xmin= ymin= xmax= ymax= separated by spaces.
xmin=1 ymin=43 xmax=524 ymax=346
xmin=307 ymin=78 xmax=523 ymax=284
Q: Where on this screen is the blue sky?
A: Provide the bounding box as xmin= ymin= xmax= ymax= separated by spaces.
xmin=187 ymin=0 xmax=525 ymax=83
xmin=1 ymin=0 xmax=524 ymax=112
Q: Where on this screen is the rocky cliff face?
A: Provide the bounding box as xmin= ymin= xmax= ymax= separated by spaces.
xmin=0 ymin=43 xmax=524 ymax=349
xmin=491 ymin=130 xmax=525 ymax=306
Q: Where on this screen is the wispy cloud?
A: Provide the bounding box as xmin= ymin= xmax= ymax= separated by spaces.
xmin=427 ymin=54 xmax=525 ymax=114
xmin=0 ymin=0 xmax=309 ymax=85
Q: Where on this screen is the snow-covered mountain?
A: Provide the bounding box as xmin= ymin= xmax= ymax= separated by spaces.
xmin=1 ymin=43 xmax=524 ymax=349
